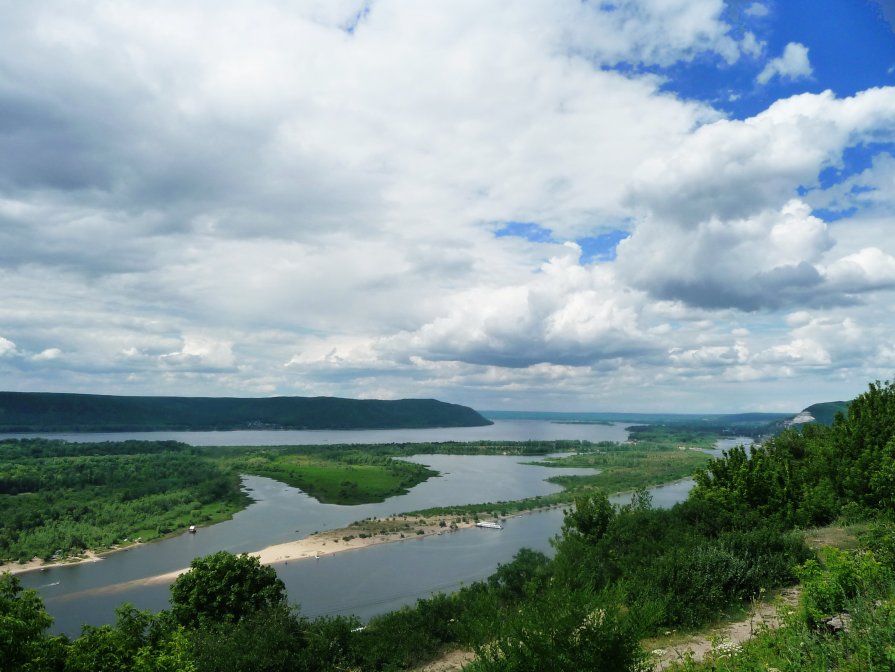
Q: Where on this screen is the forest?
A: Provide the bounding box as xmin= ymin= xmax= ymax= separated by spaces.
xmin=0 ymin=392 xmax=491 ymax=431
xmin=0 ymin=441 xmax=248 ymax=564
xmin=3 ymin=380 xmax=895 ymax=670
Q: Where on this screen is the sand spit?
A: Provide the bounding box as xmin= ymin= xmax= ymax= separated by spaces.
xmin=2 ymin=507 xmax=552 ymax=592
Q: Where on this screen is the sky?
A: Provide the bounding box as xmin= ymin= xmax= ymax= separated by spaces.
xmin=1 ymin=0 xmax=895 ymax=413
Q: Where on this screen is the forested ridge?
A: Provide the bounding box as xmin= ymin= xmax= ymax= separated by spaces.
xmin=3 ymin=380 xmax=895 ymax=671
xmin=0 ymin=391 xmax=491 ymax=431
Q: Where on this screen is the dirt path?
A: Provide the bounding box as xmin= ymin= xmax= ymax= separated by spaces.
xmin=413 ymin=649 xmax=476 ymax=671
xmin=648 ymin=587 xmax=800 ymax=670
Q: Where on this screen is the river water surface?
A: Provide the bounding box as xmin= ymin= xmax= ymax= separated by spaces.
xmin=11 ymin=421 xmax=750 ymax=635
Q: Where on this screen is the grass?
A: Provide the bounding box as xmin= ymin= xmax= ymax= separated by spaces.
xmin=220 ymin=451 xmax=438 ymax=505
xmin=540 ymin=448 xmax=712 ymax=494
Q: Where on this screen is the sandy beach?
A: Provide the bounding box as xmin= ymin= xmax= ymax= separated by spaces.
xmin=138 ymin=513 xmax=487 ymax=588
xmin=1 ymin=550 xmax=104 ymax=576
xmin=1 ymin=508 xmax=549 ymax=586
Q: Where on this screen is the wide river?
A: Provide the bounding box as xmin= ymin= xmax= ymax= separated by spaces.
xmin=10 ymin=421 xmax=749 ymax=636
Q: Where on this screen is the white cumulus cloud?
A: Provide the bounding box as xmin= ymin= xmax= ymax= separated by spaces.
xmin=757 ymin=42 xmax=812 ymax=85
xmin=0 ymin=337 xmax=17 ymax=357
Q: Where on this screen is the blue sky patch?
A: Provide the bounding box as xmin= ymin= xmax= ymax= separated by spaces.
xmin=495 ymin=223 xmax=630 ymax=264
xmin=818 ymin=142 xmax=895 ymax=189
xmin=632 ymin=1 xmax=895 ymax=120
xmin=576 ymin=230 xmax=630 ymax=263
xmin=495 ymin=221 xmax=555 ymax=243
xmin=812 ymin=206 xmax=859 ymax=223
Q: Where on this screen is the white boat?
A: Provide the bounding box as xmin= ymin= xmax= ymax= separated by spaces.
xmin=475 ymin=521 xmax=503 ymax=530
xmin=188 ymin=525 xmax=196 ymax=533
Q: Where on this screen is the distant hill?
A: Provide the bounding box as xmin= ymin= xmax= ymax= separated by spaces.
xmin=798 ymin=400 xmax=851 ymax=426
xmin=481 ymin=410 xmax=793 ymax=427
xmin=0 ymin=392 xmax=492 ymax=432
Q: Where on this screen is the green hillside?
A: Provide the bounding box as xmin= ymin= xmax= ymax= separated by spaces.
xmin=0 ymin=392 xmax=492 ymax=432
xmin=802 ymin=399 xmax=850 ymax=425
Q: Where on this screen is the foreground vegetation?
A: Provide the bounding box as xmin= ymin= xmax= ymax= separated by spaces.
xmin=666 ymin=522 xmax=895 ymax=671
xmin=4 ymin=380 xmax=895 ymax=670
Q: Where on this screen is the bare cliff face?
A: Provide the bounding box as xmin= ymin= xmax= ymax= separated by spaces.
xmin=786 ymin=410 xmax=816 ymax=426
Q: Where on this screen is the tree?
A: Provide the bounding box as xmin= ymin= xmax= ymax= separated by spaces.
xmin=488 ymin=548 xmax=551 ymax=601
xmin=169 ymin=551 xmax=287 ymax=628
xmin=0 ymin=572 xmax=59 ymax=672
xmin=188 ymin=605 xmax=308 ymax=672
xmin=561 ymin=492 xmax=614 ymax=543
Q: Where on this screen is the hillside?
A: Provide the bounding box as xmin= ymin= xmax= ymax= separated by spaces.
xmin=0 ymin=392 xmax=492 ymax=432
xmin=800 ymin=399 xmax=850 ymax=425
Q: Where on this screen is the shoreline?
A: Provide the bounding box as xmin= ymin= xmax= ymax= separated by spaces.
xmin=1 ymin=485 xmax=684 ymax=579
xmin=111 ymin=509 xmax=546 ymax=591
xmin=4 ymin=505 xmax=565 ymax=594
xmin=250 ymin=503 xmax=563 ymax=568
xmin=0 ymin=502 xmax=567 ymax=578
xmin=1 ymin=549 xmax=108 ymax=576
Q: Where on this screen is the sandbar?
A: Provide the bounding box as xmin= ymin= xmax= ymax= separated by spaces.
xmin=1 ymin=505 xmax=564 ymax=585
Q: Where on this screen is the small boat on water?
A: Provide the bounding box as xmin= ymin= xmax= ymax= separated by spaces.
xmin=188 ymin=525 xmax=196 ymax=533
xmin=475 ymin=521 xmax=503 ymax=530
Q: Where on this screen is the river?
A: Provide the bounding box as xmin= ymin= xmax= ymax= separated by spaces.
xmin=0 ymin=418 xmax=631 ymax=446
xmin=11 ymin=421 xmax=750 ymax=636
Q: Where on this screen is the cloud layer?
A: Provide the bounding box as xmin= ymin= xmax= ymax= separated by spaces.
xmin=1 ymin=1 xmax=894 ymax=411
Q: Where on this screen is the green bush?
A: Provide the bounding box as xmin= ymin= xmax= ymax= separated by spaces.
xmin=797 ymin=547 xmax=891 ymax=626
xmin=469 ymin=588 xmax=649 ymax=672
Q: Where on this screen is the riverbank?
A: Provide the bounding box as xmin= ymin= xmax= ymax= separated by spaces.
xmin=16 ymin=506 xmax=559 ymax=595
xmin=0 ymin=478 xmax=677 ymax=579
xmin=252 ymin=513 xmax=483 ymax=565
xmin=142 ymin=508 xmax=544 ymax=588
xmin=1 ymin=550 xmax=106 ymax=576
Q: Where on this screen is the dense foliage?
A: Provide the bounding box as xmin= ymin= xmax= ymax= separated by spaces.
xmin=170 ymin=552 xmax=287 ymax=628
xmin=691 ymin=379 xmax=895 ymax=528
xmin=668 ymin=523 xmax=895 ymax=671
xmin=0 ymin=440 xmax=246 ymax=563
xmin=220 ymin=448 xmax=437 ymax=504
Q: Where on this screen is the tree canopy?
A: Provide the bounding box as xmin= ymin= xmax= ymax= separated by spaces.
xmin=170 ymin=552 xmax=287 ymax=628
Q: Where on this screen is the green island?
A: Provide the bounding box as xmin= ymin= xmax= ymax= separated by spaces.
xmin=4 ymin=380 xmax=895 ymax=671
